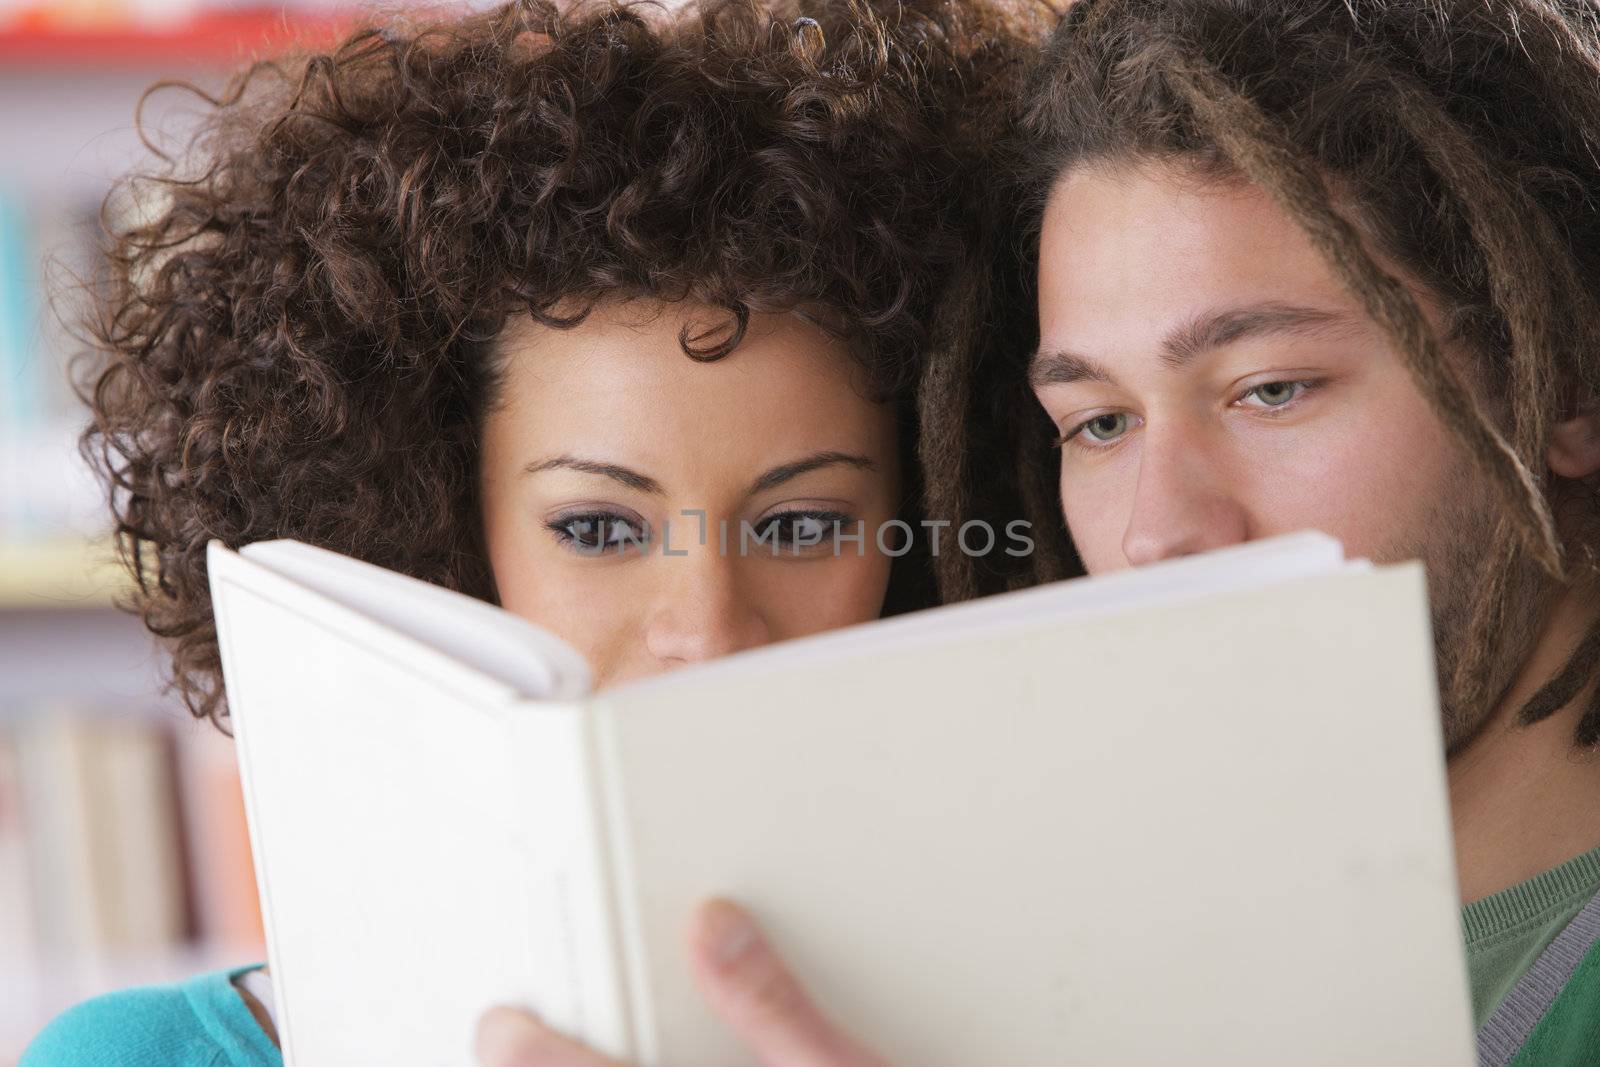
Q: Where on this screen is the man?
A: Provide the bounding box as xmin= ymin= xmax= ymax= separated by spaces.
xmin=484 ymin=1 xmax=1600 ymax=1063
xmin=1010 ymin=6 xmax=1600 ymax=1060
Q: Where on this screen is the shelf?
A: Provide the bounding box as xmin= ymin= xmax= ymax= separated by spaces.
xmin=0 ymin=538 xmax=132 ymax=609
xmin=0 ymin=9 xmax=353 ymax=67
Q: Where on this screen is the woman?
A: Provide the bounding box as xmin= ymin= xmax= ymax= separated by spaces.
xmin=23 ymin=0 xmax=1039 ymax=1061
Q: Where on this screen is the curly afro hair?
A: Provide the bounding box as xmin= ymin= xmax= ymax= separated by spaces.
xmin=78 ymin=0 xmax=1047 ymax=728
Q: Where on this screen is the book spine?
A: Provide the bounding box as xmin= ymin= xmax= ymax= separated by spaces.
xmin=15 ymin=711 xmax=106 ymax=958
xmin=0 ymin=190 xmax=38 ymax=542
xmin=0 ymin=190 xmax=38 ymax=435
xmin=0 ymin=729 xmax=41 ymax=1051
xmin=172 ymin=719 xmax=266 ymax=953
xmin=88 ymin=718 xmax=187 ymax=951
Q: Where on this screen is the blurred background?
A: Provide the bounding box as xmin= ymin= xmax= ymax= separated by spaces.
xmin=0 ymin=0 xmax=358 ymax=1058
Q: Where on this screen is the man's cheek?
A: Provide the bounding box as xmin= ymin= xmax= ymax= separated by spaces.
xmin=1246 ymin=423 xmax=1428 ymax=558
xmin=1059 ymin=478 xmax=1128 ymax=575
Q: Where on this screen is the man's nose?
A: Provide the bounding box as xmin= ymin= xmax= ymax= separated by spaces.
xmin=1120 ymin=425 xmax=1249 ymax=567
xmin=643 ymin=543 xmax=771 ymax=669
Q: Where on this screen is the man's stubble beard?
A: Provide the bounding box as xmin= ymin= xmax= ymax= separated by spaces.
xmin=1399 ymin=460 xmax=1555 ymax=755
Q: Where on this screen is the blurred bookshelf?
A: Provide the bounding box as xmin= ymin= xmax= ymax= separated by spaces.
xmin=0 ymin=0 xmax=365 ymax=1058
xmin=0 ymin=709 xmax=269 ymax=1064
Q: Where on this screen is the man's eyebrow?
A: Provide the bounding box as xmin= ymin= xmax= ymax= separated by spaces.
xmin=1160 ymin=302 xmax=1359 ymax=368
xmin=1029 ymin=302 xmax=1361 ymax=388
xmin=1029 ymin=348 xmax=1117 ymax=388
xmin=521 ymin=455 xmax=664 ymax=495
xmin=748 ymin=450 xmax=877 ymax=496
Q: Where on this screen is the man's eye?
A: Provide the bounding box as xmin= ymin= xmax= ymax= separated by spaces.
xmin=547 ymin=513 xmax=649 ymax=554
xmin=1084 ymin=413 xmax=1130 ymax=441
xmin=1061 ymin=411 xmax=1132 ymax=447
xmin=1241 ymin=380 xmax=1311 ymax=408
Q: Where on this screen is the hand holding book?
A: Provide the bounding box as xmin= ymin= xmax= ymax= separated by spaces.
xmin=475 ymin=899 xmax=882 ymax=1067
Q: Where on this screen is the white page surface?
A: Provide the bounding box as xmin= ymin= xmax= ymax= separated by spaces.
xmin=597 ymin=564 xmax=1473 ymax=1066
xmin=240 ymin=539 xmax=592 ymax=700
xmin=210 ymin=544 xmax=614 ymax=1065
xmin=618 ymin=530 xmax=1353 ymax=695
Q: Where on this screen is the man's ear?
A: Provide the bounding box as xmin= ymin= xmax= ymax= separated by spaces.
xmin=1548 ymin=407 xmax=1600 ymax=479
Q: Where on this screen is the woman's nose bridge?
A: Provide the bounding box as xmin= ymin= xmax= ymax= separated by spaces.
xmin=645 ymin=526 xmax=767 ymax=661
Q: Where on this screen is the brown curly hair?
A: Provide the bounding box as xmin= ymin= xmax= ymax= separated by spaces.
xmin=927 ymin=0 xmax=1600 ymax=741
xmin=81 ymin=0 xmax=1046 ymax=729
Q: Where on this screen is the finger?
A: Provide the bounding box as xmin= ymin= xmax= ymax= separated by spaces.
xmin=473 ymin=1005 xmax=625 ymax=1067
xmin=686 ymin=898 xmax=888 ymax=1067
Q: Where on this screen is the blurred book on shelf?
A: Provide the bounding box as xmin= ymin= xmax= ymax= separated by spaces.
xmin=174 ymin=716 xmax=268 ymax=950
xmin=0 ymin=181 xmax=124 ymax=607
xmin=0 ymin=708 xmax=265 ymax=1065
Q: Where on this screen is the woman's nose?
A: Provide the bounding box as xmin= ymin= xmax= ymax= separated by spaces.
xmin=643 ymin=548 xmax=771 ymax=668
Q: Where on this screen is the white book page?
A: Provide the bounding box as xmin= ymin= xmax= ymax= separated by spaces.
xmin=234 ymin=532 xmax=1346 ymax=705
xmin=595 ymin=563 xmax=1473 ymax=1067
xmin=619 ymin=529 xmax=1354 ymax=697
xmin=239 ymin=539 xmax=593 ymax=700
xmin=209 ymin=544 xmax=617 ymax=1065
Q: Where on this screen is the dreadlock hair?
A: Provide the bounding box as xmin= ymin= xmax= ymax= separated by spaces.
xmin=914 ymin=12 xmax=1077 ymax=604
xmin=926 ymin=0 xmax=1600 ymax=741
xmin=79 ymin=0 xmax=1048 ymax=729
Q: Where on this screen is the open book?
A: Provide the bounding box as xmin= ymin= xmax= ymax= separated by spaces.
xmin=207 ymin=532 xmax=1475 ymax=1066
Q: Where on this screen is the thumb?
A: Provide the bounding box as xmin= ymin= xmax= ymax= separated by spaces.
xmin=474 ymin=1005 xmax=620 ymax=1067
xmin=686 ymin=898 xmax=888 ymax=1067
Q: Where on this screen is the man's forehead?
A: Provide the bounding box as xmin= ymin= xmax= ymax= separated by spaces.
xmin=1040 ymin=165 xmax=1339 ymax=298
xmin=1035 ymin=165 xmax=1385 ymax=384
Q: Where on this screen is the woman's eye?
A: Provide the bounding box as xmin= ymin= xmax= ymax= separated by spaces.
xmin=1241 ymin=380 xmax=1311 ymax=408
xmin=756 ymin=510 xmax=852 ymax=551
xmin=547 ymin=513 xmax=649 ymax=554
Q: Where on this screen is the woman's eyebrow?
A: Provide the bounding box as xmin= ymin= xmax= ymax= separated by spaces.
xmin=522 ymin=454 xmax=664 ymax=495
xmin=747 ymin=451 xmax=876 ymax=495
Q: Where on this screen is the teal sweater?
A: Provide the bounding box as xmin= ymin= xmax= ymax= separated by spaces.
xmin=20 ymin=964 xmax=281 ymax=1067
